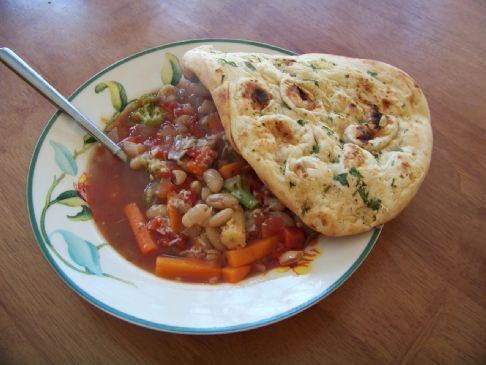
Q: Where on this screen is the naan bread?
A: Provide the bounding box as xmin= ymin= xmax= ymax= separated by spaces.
xmin=182 ymin=46 xmax=432 ymax=236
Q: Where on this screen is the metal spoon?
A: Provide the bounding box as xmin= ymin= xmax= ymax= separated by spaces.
xmin=0 ymin=47 xmax=127 ymax=162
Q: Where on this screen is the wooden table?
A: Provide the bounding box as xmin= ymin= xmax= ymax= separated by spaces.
xmin=1 ymin=0 xmax=485 ymax=364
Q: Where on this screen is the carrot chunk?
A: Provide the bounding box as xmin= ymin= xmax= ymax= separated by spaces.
xmin=225 ymin=235 xmax=280 ymax=267
xmin=124 ymin=202 xmax=158 ymax=254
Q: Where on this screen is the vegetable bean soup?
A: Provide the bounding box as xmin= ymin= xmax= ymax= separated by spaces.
xmin=87 ymin=78 xmax=316 ymax=283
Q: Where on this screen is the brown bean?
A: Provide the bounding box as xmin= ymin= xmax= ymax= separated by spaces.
xmin=203 ymin=169 xmax=224 ymax=193
xmin=278 ymin=250 xmax=304 ymax=266
xmin=206 ymin=193 xmax=239 ymax=209
xmin=198 ymin=99 xmax=216 ymax=116
xmin=189 ymin=82 xmax=211 ymax=97
xmin=182 ymin=204 xmax=212 ymax=228
xmin=208 ymin=208 xmax=233 ymax=227
xmin=266 ymin=197 xmax=285 ymax=211
xmin=269 ymin=211 xmax=295 ymax=226
xmin=174 ymin=114 xmax=192 ymax=126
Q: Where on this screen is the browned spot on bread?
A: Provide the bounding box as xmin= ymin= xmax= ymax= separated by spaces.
xmin=252 ymin=87 xmax=271 ymax=108
xmin=345 ymin=145 xmax=365 ymax=166
xmin=408 ymin=92 xmax=416 ymax=106
xmin=357 ymin=76 xmax=374 ymax=93
xmin=381 ymin=98 xmax=391 ymax=110
xmin=354 ymin=125 xmax=373 ymax=142
xmin=317 ymin=212 xmax=328 ymax=226
xmin=264 ymin=118 xmax=298 ymax=144
xmin=241 ymin=80 xmax=273 ymax=110
xmin=283 ymin=80 xmax=317 ymax=110
xmin=369 ymin=105 xmax=383 ymax=130
xmin=292 ymin=162 xmax=309 ymax=178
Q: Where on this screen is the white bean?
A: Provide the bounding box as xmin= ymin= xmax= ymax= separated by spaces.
xmin=122 ymin=141 xmax=145 ymax=157
xmin=182 ymin=204 xmax=212 ymax=228
xmin=129 ymin=155 xmax=146 ymax=170
xmin=157 ymin=84 xmax=177 ymax=103
xmin=203 ymin=169 xmax=224 ymax=193
xmin=146 ymin=204 xmax=167 ymax=218
xmin=205 ymin=227 xmax=225 ymax=251
xmin=279 ymin=250 xmax=304 ymax=266
xmin=201 ymin=187 xmax=210 ymax=201
xmin=206 ymin=193 xmax=239 ymax=209
xmin=208 ymin=208 xmax=233 ymax=227
xmin=172 ymin=170 xmax=187 ymax=185
xmin=190 ymin=180 xmax=202 ymax=195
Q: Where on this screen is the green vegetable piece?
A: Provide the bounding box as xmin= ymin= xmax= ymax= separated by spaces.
xmin=94 ymin=81 xmax=127 ymax=112
xmin=224 ymin=175 xmax=259 ymax=209
xmin=129 ymin=96 xmax=166 ymax=126
xmin=297 ymin=119 xmax=307 ymax=126
xmin=312 ymin=143 xmax=320 ymax=154
xmin=161 ymin=52 xmax=182 ymax=86
xmin=367 ymin=70 xmax=378 ymax=77
xmin=334 ymin=173 xmax=349 ymax=187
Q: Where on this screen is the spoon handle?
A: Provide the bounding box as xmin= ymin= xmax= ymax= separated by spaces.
xmin=0 ymin=47 xmax=127 ymax=162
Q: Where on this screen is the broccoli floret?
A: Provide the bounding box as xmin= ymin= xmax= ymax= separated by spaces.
xmin=129 ymin=95 xmax=165 ymax=126
xmin=224 ymin=175 xmax=259 ymax=209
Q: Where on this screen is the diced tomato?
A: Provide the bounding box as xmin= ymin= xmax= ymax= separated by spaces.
xmin=261 ymin=215 xmax=286 ymax=239
xmin=243 ymin=172 xmax=263 ymax=192
xmin=161 ymin=101 xmax=178 ymax=113
xmin=151 ymin=145 xmax=169 ymax=160
xmin=184 ymin=146 xmax=217 ymax=175
xmin=282 ymin=227 xmax=306 ymax=250
xmin=269 ymin=227 xmax=306 ymax=260
xmin=155 ymin=181 xmax=177 ymax=199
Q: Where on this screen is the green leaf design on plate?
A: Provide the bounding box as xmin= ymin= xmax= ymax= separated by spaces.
xmin=51 ymin=230 xmax=102 ymax=276
xmin=161 ymin=53 xmax=182 ymax=86
xmin=94 ymin=81 xmax=127 ymax=112
xmin=49 ymin=140 xmax=77 ymax=176
xmin=67 ymin=205 xmax=92 ymax=221
xmin=53 ymin=190 xmax=87 ymax=207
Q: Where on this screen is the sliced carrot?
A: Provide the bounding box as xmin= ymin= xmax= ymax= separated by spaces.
xmin=225 ymin=235 xmax=280 ymax=267
xmin=167 ymin=203 xmax=182 ymax=233
xmin=155 ymin=256 xmax=221 ymax=282
xmin=218 ymin=160 xmax=245 ymax=179
xmin=222 ymin=265 xmax=251 ymax=283
xmin=124 ymin=202 xmax=158 ymax=255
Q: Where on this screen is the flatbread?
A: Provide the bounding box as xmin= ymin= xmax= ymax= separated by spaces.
xmin=182 ymin=46 xmax=432 ymax=236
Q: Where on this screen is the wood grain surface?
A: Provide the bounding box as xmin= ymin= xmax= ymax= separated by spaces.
xmin=1 ymin=0 xmax=485 ymax=364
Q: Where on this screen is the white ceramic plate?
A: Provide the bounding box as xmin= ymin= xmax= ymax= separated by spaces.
xmin=27 ymin=39 xmax=381 ymax=334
